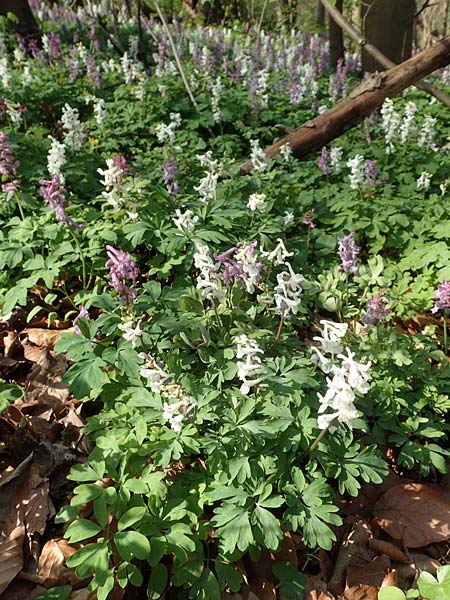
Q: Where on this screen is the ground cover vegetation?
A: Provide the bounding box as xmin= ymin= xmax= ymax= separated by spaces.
xmin=1 ymin=1 xmax=450 ymax=599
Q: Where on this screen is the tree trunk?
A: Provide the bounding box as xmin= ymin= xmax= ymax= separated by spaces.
xmin=361 ymin=0 xmax=416 ymax=72
xmin=415 ymin=0 xmax=450 ymax=49
xmin=239 ymin=35 xmax=450 ymax=173
xmin=0 ymin=0 xmax=40 ymax=40
xmin=316 ymin=0 xmax=325 ymax=27
xmin=329 ymin=0 xmax=344 ymax=69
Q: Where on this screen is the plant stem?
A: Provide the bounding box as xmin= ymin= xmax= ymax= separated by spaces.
xmin=274 ymin=311 xmax=285 ymax=347
xmin=444 ymin=313 xmax=448 ymax=355
xmin=309 ymin=426 xmax=329 ymax=453
xmin=14 ymin=192 xmax=25 ymax=220
xmin=69 ymin=229 xmax=87 ymax=290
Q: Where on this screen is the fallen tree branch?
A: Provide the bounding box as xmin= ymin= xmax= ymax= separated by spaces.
xmin=239 ymin=36 xmax=450 ymax=173
xmin=320 ymin=0 xmax=450 ymax=108
xmin=149 ymin=0 xmax=199 ymax=112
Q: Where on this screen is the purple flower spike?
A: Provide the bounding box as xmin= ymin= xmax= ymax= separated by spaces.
xmin=105 ymin=245 xmax=139 ymax=303
xmin=432 ymin=281 xmax=450 ymax=314
xmin=365 ymin=160 xmax=378 ymax=187
xmin=0 ymin=131 xmax=20 ymax=191
xmin=162 ymin=158 xmax=179 ymax=200
xmin=73 ymin=305 xmax=90 ymax=335
xmin=113 ymin=155 xmax=129 ymax=175
xmin=338 ymin=232 xmax=360 ymax=275
xmin=39 ymin=175 xmax=80 ymax=228
xmin=303 ymin=209 xmax=315 ymax=229
xmin=363 ymin=291 xmax=390 ymax=327
xmin=318 ymin=146 xmax=331 ymax=175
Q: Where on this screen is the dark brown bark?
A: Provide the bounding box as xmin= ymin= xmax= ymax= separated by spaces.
xmin=361 ymin=0 xmax=416 ymax=72
xmin=239 ymin=35 xmax=450 ymax=174
xmin=0 ymin=0 xmax=40 ymax=40
xmin=316 ymin=0 xmax=325 ymax=27
xmin=329 ymin=0 xmax=344 ymax=69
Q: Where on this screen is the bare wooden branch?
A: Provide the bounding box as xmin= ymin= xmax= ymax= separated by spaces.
xmin=239 ymin=36 xmax=450 ymax=174
xmin=150 ymin=0 xmax=199 ymax=111
xmin=320 ymin=0 xmax=450 ymax=108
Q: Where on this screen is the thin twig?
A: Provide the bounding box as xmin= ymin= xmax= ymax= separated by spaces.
xmin=257 ymin=0 xmax=270 ymax=33
xmin=414 ymin=0 xmax=437 ymax=20
xmin=151 ymin=0 xmax=199 ymax=111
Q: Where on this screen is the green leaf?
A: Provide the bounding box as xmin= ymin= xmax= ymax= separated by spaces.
xmin=147 ymin=563 xmax=168 ymax=600
xmin=34 ymin=586 xmax=72 ymax=600
xmin=418 ymin=565 xmax=450 ymax=600
xmin=211 ymin=504 xmax=254 ymax=554
xmin=64 ymin=358 xmax=109 ymax=399
xmin=378 ymin=588 xmax=406 ymax=600
xmin=189 ymin=567 xmax=220 ymax=600
xmin=215 ymin=560 xmax=243 ymax=592
xmin=118 ymin=506 xmax=147 ymax=531
xmin=0 ymin=382 xmax=23 ymax=414
xmin=272 ymin=562 xmax=305 ymax=600
xmin=114 ymin=530 xmax=150 ymax=561
xmin=252 ymin=505 xmax=283 ymax=550
xmin=71 ymin=484 xmax=104 ymax=507
xmin=65 ymin=519 xmax=103 ymax=543
xmin=2 ymin=284 xmax=28 ymax=315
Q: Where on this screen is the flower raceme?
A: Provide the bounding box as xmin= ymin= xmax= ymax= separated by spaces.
xmin=363 ymin=291 xmax=390 ymax=327
xmin=235 ymin=334 xmax=267 ymax=395
xmin=338 ymin=232 xmax=360 ymax=275
xmin=139 ymin=353 xmax=196 ymax=432
xmin=39 ymin=175 xmax=80 ymax=228
xmin=194 ymin=242 xmax=224 ymax=302
xmin=274 ymin=263 xmax=306 ymax=316
xmin=105 ymin=245 xmax=139 ymax=303
xmin=0 ymin=131 xmax=19 ymax=192
xmin=432 ymin=281 xmax=450 ymax=314
xmin=312 ymin=320 xmax=371 ymax=431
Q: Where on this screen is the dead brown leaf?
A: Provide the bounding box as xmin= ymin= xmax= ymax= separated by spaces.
xmin=381 ymin=570 xmax=398 ymax=587
xmin=274 ymin=531 xmax=298 ymax=568
xmin=346 ymin=555 xmax=390 ymax=588
xmin=328 ymin=520 xmax=373 ymax=597
xmin=373 ymin=483 xmax=450 ymax=547
xmin=38 ymin=538 xmax=79 ymax=586
xmin=410 ymin=552 xmax=441 ymax=575
xmin=24 ymin=348 xmax=69 ymax=411
xmin=0 ymin=525 xmax=25 ymax=595
xmin=14 ymin=463 xmax=53 ymax=537
xmin=3 ymin=330 xmax=20 ymax=357
xmin=70 ymin=590 xmax=98 ymax=600
xmin=0 ymin=454 xmax=33 ymax=532
xmin=20 ymin=328 xmax=66 ymax=349
xmin=368 ymin=539 xmax=407 ymax=563
xmin=342 ymin=584 xmax=378 ymax=600
xmin=304 ymin=590 xmax=331 ymax=600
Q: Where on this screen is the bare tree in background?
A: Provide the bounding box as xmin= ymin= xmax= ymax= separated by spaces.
xmin=361 ymin=0 xmax=416 ymax=72
xmin=0 ymin=0 xmax=40 ymax=40
xmin=328 ymin=0 xmax=344 ymax=68
xmin=415 ymin=0 xmax=450 ymax=48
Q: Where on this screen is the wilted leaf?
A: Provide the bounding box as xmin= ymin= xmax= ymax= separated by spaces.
xmin=38 ymin=538 xmax=78 ymax=587
xmin=24 ymin=349 xmax=69 ymax=410
xmin=21 ymin=329 xmax=66 ymax=349
xmin=0 ymin=525 xmax=25 ymax=594
xmin=374 ymin=483 xmax=450 ymax=547
xmin=346 ymin=555 xmax=390 ymax=588
xmin=327 ymin=520 xmax=372 ymax=597
xmin=368 ymin=539 xmax=407 ymax=563
xmin=343 ymin=584 xmax=378 ymax=600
